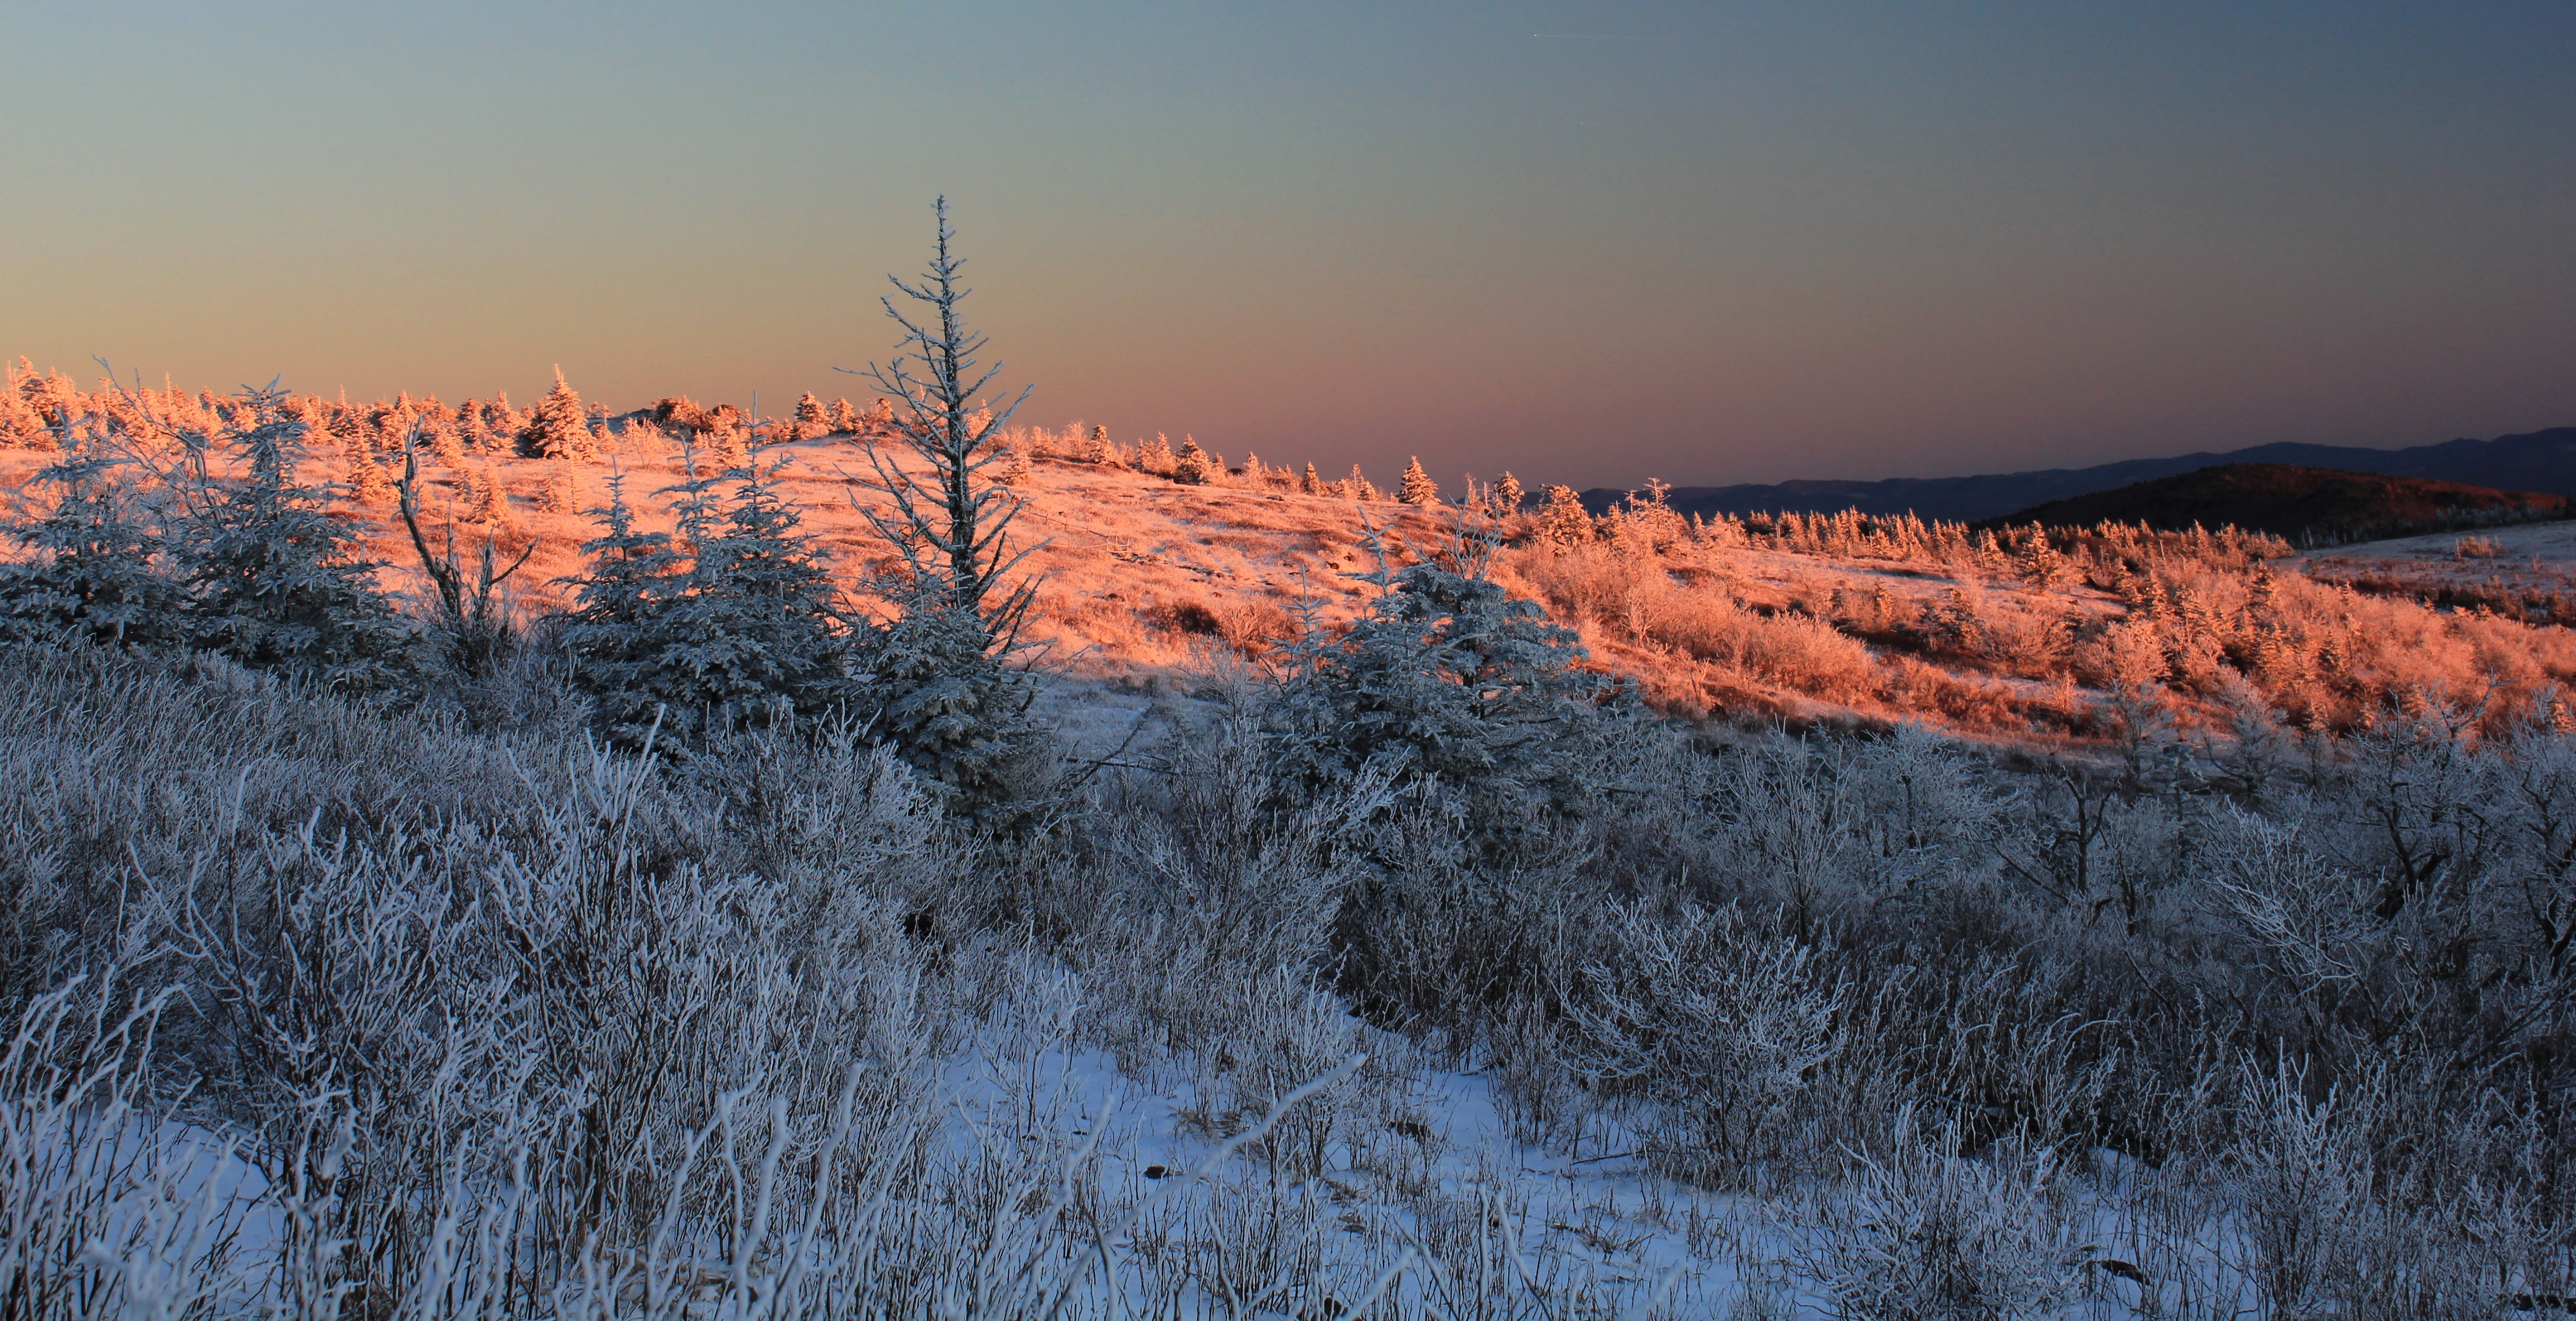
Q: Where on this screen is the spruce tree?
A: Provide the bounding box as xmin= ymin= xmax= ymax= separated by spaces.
xmin=561 ymin=446 xmax=849 ymax=750
xmin=1399 ymin=456 xmax=1438 ymax=505
xmin=0 ymin=377 xmax=51 ymax=448
xmin=1172 ymin=434 xmax=1213 ymax=485
xmin=1493 ymin=471 xmax=1525 ymax=515
xmin=468 ymin=456 xmax=511 ymax=526
xmin=1303 ymin=461 xmax=1323 ymax=495
xmin=520 ymin=367 xmax=593 ymax=460
xmin=456 ymin=398 xmax=490 ymax=452
xmin=171 ymin=386 xmax=415 ymax=693
xmin=794 ymin=391 xmax=828 ymax=439
xmin=558 ymin=470 xmax=687 ymax=749
xmin=1082 ymin=424 xmax=1116 ymax=466
xmin=0 ymin=426 xmax=186 ymax=648
xmin=1270 ymin=513 xmax=1609 ymax=836
xmin=1537 ymin=484 xmax=1596 ymax=545
xmin=484 ymin=393 xmax=519 ymax=442
xmin=841 ymin=198 xmax=1048 ymax=816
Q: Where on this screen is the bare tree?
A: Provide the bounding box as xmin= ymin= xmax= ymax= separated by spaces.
xmin=843 ymin=196 xmax=1042 ymax=640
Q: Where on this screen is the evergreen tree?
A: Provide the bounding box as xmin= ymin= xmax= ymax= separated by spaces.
xmin=1270 ymin=513 xmax=1610 ymax=835
xmin=1172 ymin=434 xmax=1213 ymax=485
xmin=1536 ymin=484 xmax=1596 ymax=545
xmin=842 ymin=199 xmax=1049 ymax=816
xmin=558 ymin=470 xmax=687 ymax=749
xmin=519 ymin=367 xmax=594 ymax=460
xmin=827 ymin=396 xmax=861 ymax=433
xmin=538 ymin=461 xmax=578 ymax=513
xmin=1399 ymin=456 xmax=1439 ymax=505
xmin=561 ymin=447 xmax=849 ymax=750
xmin=483 ymin=393 xmax=519 ymax=442
xmin=1138 ymin=433 xmax=1175 ymax=475
xmin=794 ymin=391 xmax=828 ymax=439
xmin=0 ymin=426 xmax=186 ymax=648
xmin=1 ymin=389 xmax=46 ymax=449
xmin=343 ymin=417 xmax=393 ymax=505
xmin=455 ymin=398 xmax=490 ymax=452
xmin=467 ymin=456 xmax=511 ymax=526
xmin=1082 ymin=424 xmax=1117 ymax=466
xmin=1493 ymin=471 xmax=1524 ymax=515
xmin=859 ymin=397 xmax=897 ymax=443
xmin=1302 ymin=461 xmax=1323 ymax=495
xmin=422 ymin=402 xmax=466 ymax=467
xmin=171 ymin=386 xmax=415 ymax=693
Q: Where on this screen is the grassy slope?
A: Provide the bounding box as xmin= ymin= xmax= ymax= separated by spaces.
xmin=10 ymin=434 xmax=2576 ymax=749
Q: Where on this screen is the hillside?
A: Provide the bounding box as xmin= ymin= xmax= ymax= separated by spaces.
xmin=1976 ymin=462 xmax=2568 ymax=543
xmin=14 ymin=398 xmax=2576 ymax=750
xmin=1591 ymin=423 xmax=2576 ymax=523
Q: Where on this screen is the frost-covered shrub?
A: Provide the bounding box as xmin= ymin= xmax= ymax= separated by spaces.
xmin=1560 ymin=899 xmax=1843 ymax=1186
xmin=1789 ymin=1111 xmax=2091 ymax=1321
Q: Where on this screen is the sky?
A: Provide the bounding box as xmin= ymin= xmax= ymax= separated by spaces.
xmin=4 ymin=2 xmax=2572 ymax=491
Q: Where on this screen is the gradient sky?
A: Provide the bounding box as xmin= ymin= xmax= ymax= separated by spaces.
xmin=6 ymin=2 xmax=2572 ymax=490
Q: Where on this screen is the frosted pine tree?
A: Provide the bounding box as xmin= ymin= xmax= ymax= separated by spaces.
xmin=859 ymin=397 xmax=897 ymax=444
xmin=1537 ymin=484 xmax=1596 ymax=545
xmin=343 ymin=417 xmax=393 ymax=505
xmin=1399 ymin=456 xmax=1438 ymax=505
xmin=468 ymin=456 xmax=511 ymax=526
xmin=794 ymin=391 xmax=828 ymax=440
xmin=538 ymin=461 xmax=578 ymax=513
xmin=827 ymin=396 xmax=860 ymax=433
xmin=169 ymin=385 xmax=415 ymax=693
xmin=0 ymin=373 xmax=51 ymax=448
xmin=423 ymin=402 xmax=466 ymax=467
xmin=1302 ymin=461 xmax=1323 ymax=494
xmin=562 ymin=444 xmax=849 ymax=749
xmin=1138 ymin=432 xmax=1175 ymax=475
xmin=1268 ymin=509 xmax=1610 ymax=839
xmin=0 ymin=418 xmax=186 ymax=648
xmin=558 ymin=470 xmax=687 ymax=749
xmin=1172 ymin=434 xmax=1213 ymax=485
xmin=1082 ymin=423 xmax=1117 ymax=466
xmin=519 ymin=367 xmax=594 ymax=460
xmin=455 ymin=398 xmax=492 ymax=452
xmin=841 ymin=199 xmax=1049 ymax=816
xmin=1493 ymin=470 xmax=1524 ymax=515
xmin=483 ymin=393 xmax=519 ymax=443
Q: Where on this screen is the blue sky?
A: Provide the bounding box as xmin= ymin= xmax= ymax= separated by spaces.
xmin=5 ymin=2 xmax=2570 ymax=488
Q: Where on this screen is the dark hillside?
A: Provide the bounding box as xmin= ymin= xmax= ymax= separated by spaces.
xmin=1975 ymin=462 xmax=2567 ymax=543
xmin=1591 ymin=424 xmax=2576 ymax=522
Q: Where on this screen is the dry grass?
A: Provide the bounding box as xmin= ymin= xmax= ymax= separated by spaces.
xmin=9 ymin=373 xmax=2576 ymax=750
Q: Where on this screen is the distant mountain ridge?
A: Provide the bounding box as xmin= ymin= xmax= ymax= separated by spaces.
xmin=1972 ymin=463 xmax=2568 ymax=543
xmin=1582 ymin=426 xmax=2576 ymax=524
